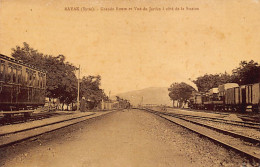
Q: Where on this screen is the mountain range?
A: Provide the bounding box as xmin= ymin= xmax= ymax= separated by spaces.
xmin=112 ymin=87 xmax=173 ymax=107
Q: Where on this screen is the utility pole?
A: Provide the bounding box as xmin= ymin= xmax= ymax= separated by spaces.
xmin=140 ymin=96 xmax=143 ymax=108
xmin=77 ymin=65 xmax=80 ymax=111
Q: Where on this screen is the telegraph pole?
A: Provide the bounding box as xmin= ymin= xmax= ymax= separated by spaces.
xmin=77 ymin=65 xmax=80 ymax=111
xmin=140 ymin=96 xmax=143 ymax=108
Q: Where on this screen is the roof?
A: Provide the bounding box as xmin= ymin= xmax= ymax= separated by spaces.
xmin=0 ymin=54 xmax=46 ymax=73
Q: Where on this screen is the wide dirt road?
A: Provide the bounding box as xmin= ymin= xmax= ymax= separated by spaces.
xmin=1 ymin=109 xmax=246 ymax=167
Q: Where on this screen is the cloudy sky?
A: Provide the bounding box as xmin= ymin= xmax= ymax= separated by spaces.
xmin=0 ymin=0 xmax=259 ymax=94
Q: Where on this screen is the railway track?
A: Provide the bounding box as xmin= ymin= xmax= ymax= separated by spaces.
xmin=144 ymin=108 xmax=260 ymax=162
xmin=162 ymin=112 xmax=260 ymax=129
xmin=158 ymin=107 xmax=260 ymax=129
xmin=0 ymin=111 xmax=113 ymax=148
xmin=180 ymin=108 xmax=260 ymax=123
xmin=0 ymin=112 xmax=73 ymax=126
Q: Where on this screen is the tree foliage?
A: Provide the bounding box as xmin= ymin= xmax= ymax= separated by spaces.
xmin=80 ymin=75 xmax=107 ymax=108
xmin=230 ymin=60 xmax=260 ymax=85
xmin=168 ymin=82 xmax=195 ymax=103
xmin=193 ymin=73 xmax=232 ymax=92
xmin=192 ymin=60 xmax=260 ymax=92
xmin=12 ymin=43 xmax=78 ymax=105
xmin=11 ymin=42 xmax=106 ymax=108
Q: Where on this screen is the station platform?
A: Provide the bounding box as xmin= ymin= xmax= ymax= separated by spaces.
xmin=0 ymin=111 xmax=97 ymax=136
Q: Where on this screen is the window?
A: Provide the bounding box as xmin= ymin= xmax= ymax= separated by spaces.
xmin=26 ymin=68 xmax=33 ymax=86
xmin=29 ymin=73 xmax=33 ymax=86
xmin=25 ymin=68 xmax=29 ymax=85
xmin=17 ymin=66 xmax=22 ymax=84
xmin=6 ymin=64 xmax=12 ymax=83
xmin=38 ymin=72 xmax=42 ymax=87
xmin=32 ymin=72 xmax=36 ymax=87
xmin=0 ymin=60 xmax=5 ymax=81
xmin=13 ymin=65 xmax=17 ymax=83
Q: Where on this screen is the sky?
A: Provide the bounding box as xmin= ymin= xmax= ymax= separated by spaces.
xmin=0 ymin=0 xmax=260 ymax=95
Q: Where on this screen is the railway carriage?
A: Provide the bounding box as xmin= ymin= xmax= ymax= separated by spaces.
xmin=0 ymin=54 xmax=46 ymax=111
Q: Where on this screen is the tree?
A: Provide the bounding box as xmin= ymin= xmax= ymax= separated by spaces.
xmin=230 ymin=60 xmax=260 ymax=85
xmin=193 ymin=61 xmax=260 ymax=92
xmin=11 ymin=42 xmax=109 ymax=110
xmin=168 ymin=82 xmax=195 ymax=105
xmin=193 ymin=73 xmax=232 ymax=92
xmin=80 ymin=75 xmax=106 ymax=109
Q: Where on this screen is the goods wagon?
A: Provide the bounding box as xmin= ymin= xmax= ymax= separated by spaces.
xmin=245 ymin=83 xmax=260 ymax=112
xmin=218 ymin=83 xmax=239 ymax=100
xmin=225 ymin=87 xmax=241 ymax=111
xmin=189 ymin=82 xmax=260 ymax=112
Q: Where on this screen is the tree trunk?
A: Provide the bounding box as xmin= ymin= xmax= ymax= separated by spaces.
xmin=48 ymin=97 xmax=51 ymax=112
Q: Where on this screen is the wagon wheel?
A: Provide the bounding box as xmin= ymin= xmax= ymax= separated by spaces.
xmin=24 ymin=112 xmax=32 ymax=117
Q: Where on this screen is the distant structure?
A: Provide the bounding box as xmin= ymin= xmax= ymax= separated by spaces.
xmin=100 ymin=100 xmax=119 ymax=110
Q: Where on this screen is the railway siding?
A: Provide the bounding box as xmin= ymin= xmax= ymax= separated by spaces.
xmin=160 ymin=114 xmax=260 ymax=160
xmin=170 ymin=115 xmax=260 ymax=143
xmin=144 ymin=108 xmax=260 ymax=161
xmin=177 ymin=116 xmax=260 ymax=140
xmin=165 ymin=107 xmax=260 ymax=123
xmin=147 ymin=108 xmax=260 ymax=142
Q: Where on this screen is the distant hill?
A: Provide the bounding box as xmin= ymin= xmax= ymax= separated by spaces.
xmin=112 ymin=87 xmax=172 ymax=107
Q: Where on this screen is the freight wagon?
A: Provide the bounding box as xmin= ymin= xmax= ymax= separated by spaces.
xmin=245 ymin=83 xmax=260 ymax=112
xmin=189 ymin=82 xmax=260 ymax=112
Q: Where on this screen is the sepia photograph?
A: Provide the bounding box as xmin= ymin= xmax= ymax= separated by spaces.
xmin=0 ymin=0 xmax=260 ymax=166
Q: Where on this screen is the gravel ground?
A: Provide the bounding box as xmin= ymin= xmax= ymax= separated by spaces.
xmin=0 ymin=109 xmax=256 ymax=167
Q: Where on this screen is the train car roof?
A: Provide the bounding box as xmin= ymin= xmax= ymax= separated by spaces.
xmin=0 ymin=54 xmax=46 ymax=73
